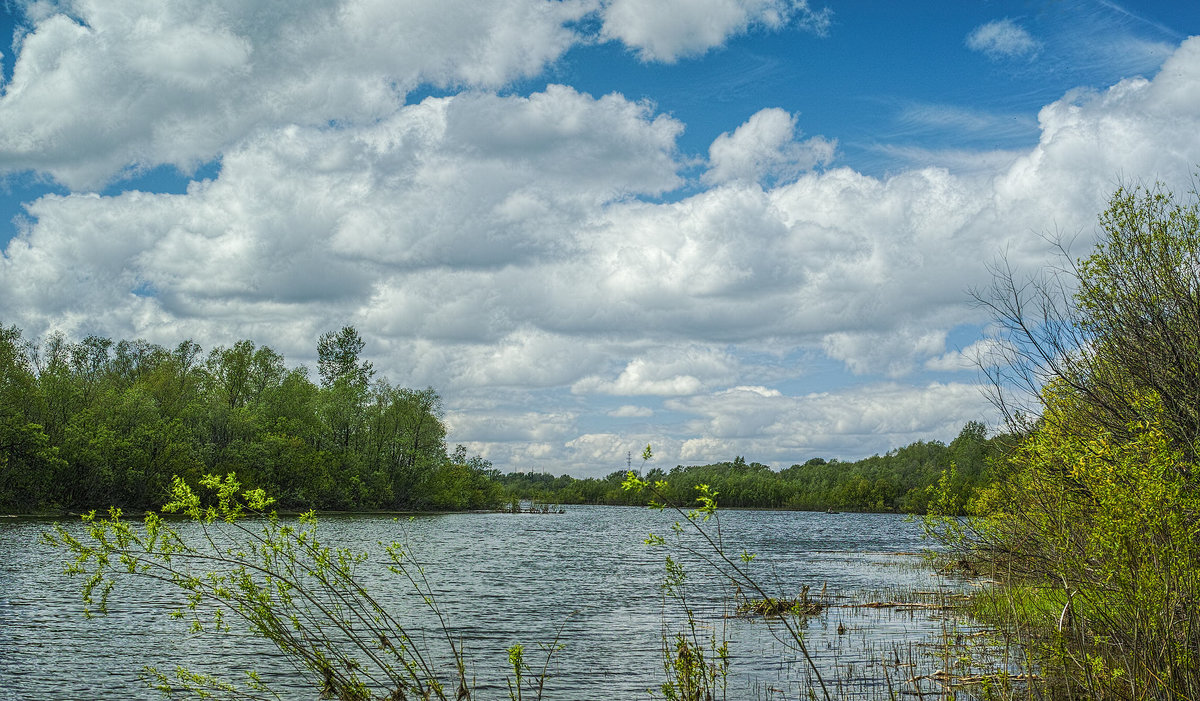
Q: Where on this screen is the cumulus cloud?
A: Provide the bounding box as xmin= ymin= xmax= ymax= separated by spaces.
xmin=967 ymin=19 xmax=1041 ymax=61
xmin=0 ymin=85 xmax=685 ymax=350
xmin=0 ymin=1 xmax=598 ymax=190
xmin=609 ymin=405 xmax=654 ymax=418
xmin=444 ymin=409 xmax=577 ymax=444
xmin=446 ymin=330 xmax=610 ymax=390
xmin=925 ymin=338 xmax=1009 ymax=373
xmin=4 ymin=22 xmax=1200 ymax=474
xmin=0 ymin=0 xmax=836 ymax=190
xmin=667 ymin=381 xmax=997 ymax=466
xmin=572 ymin=347 xmax=737 ymax=396
xmin=563 ymin=433 xmax=655 ymax=470
xmin=704 ymin=108 xmax=835 ymax=185
xmin=823 ymin=328 xmax=948 ymax=378
xmin=8 ymin=36 xmax=1200 ymax=384
xmin=600 ymin=0 xmax=831 ymax=62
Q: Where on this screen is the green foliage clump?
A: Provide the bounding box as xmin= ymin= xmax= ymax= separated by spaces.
xmin=43 ymin=473 xmax=556 ymax=700
xmin=0 ymin=325 xmax=501 ymax=513
xmin=495 ymin=422 xmax=1005 ymax=514
xmin=946 ymin=183 xmax=1200 ymax=700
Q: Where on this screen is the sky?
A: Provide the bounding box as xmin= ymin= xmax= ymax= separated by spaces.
xmin=2 ymin=0 xmax=1200 ymax=477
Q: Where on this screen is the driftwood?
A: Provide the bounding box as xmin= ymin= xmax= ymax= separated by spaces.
xmin=842 ymin=600 xmax=959 ymax=610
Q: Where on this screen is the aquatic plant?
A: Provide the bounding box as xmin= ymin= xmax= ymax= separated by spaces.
xmin=622 ymin=444 xmax=832 ymax=701
xmin=42 ymin=472 xmax=560 ymax=700
xmin=735 ymin=589 xmax=823 ymax=619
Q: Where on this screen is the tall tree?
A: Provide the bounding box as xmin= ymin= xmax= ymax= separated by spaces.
xmin=978 ymin=183 xmax=1200 ymax=465
xmin=0 ymin=324 xmax=64 ymax=510
xmin=317 ymin=326 xmax=374 ymax=390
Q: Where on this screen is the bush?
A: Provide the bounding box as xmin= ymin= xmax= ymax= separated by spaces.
xmin=950 ymin=183 xmax=1200 ymax=699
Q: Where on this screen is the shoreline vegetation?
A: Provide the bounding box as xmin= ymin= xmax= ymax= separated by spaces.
xmin=926 ymin=183 xmax=1200 ymax=699
xmin=0 ymin=320 xmax=1004 ymax=517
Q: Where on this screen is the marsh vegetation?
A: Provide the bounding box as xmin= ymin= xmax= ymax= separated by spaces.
xmin=928 ymin=183 xmax=1200 ymax=699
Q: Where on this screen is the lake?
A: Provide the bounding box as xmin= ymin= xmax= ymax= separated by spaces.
xmin=0 ymin=506 xmax=974 ymax=700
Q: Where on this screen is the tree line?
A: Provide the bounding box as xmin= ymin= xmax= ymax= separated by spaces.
xmin=0 ymin=325 xmax=502 ymax=512
xmin=496 ymin=421 xmax=1006 ymax=512
xmin=1 ymin=320 xmax=1001 ymax=516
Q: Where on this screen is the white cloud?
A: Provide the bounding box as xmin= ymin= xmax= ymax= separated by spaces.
xmin=600 ymin=0 xmax=831 ymax=62
xmin=871 ymin=144 xmax=1026 ymax=175
xmin=5 ymin=26 xmax=1200 ymax=475
xmin=925 ymin=338 xmax=1009 ymax=373
xmin=668 ymin=384 xmax=790 ymax=440
xmin=0 ymin=84 xmax=686 ymax=354
xmin=564 ymin=433 xmax=655 ymax=471
xmin=0 ymin=1 xmax=603 ymax=189
xmin=704 ymin=108 xmax=835 ymax=185
xmin=823 ymin=328 xmax=948 ymax=378
xmin=668 ymin=381 xmax=998 ymax=465
xmin=572 ymin=347 xmax=737 ymax=396
xmin=0 ymin=0 xmax=835 ymax=189
xmin=9 ymin=33 xmax=1200 ymax=388
xmin=888 ymin=102 xmax=1039 ymax=153
xmin=609 ymin=405 xmax=654 ymax=418
xmin=895 ymin=102 xmax=1034 ymax=135
xmin=445 ymin=409 xmax=577 ymax=443
xmin=447 ymin=330 xmax=610 ymax=390
xmin=966 ymin=19 xmax=1041 ymax=61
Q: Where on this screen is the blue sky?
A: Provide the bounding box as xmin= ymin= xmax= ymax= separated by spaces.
xmin=2 ymin=0 xmax=1200 ymax=476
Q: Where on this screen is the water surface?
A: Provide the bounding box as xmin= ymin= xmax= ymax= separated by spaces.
xmin=0 ymin=507 xmax=969 ymax=700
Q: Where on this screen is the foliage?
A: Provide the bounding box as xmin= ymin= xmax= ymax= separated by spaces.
xmin=0 ymin=324 xmax=66 ymax=508
xmin=317 ymin=326 xmax=375 ymax=390
xmin=2 ymin=318 xmax=1000 ymax=517
xmin=496 ymin=422 xmax=1005 ymax=514
xmin=43 ymin=473 xmax=560 ymax=701
xmin=0 ymin=325 xmax=500 ymax=513
xmin=958 ymin=387 xmax=1200 ymax=699
xmin=950 ymin=183 xmax=1200 ymax=699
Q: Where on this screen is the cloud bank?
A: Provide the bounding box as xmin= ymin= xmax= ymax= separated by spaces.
xmin=3 ymin=2 xmax=1199 ymax=475
xmin=0 ymin=0 xmax=832 ymax=190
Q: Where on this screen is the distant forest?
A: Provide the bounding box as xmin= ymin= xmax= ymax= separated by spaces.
xmin=497 ymin=421 xmax=1007 ymax=513
xmin=1 ymin=322 xmax=1003 ymax=514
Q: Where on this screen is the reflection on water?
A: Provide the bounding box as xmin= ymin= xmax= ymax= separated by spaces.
xmin=0 ymin=507 xmax=972 ymax=700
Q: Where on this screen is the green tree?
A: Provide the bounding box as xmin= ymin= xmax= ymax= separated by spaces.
xmin=0 ymin=324 xmax=65 ymax=510
xmin=0 ymin=322 xmax=490 ymax=513
xmin=980 ymin=183 xmax=1200 ymax=458
xmin=206 ymin=340 xmax=256 ymax=410
xmin=316 ymin=328 xmax=375 ymax=456
xmin=959 ymin=183 xmax=1200 ymax=698
xmin=317 ymin=325 xmax=374 ymax=390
